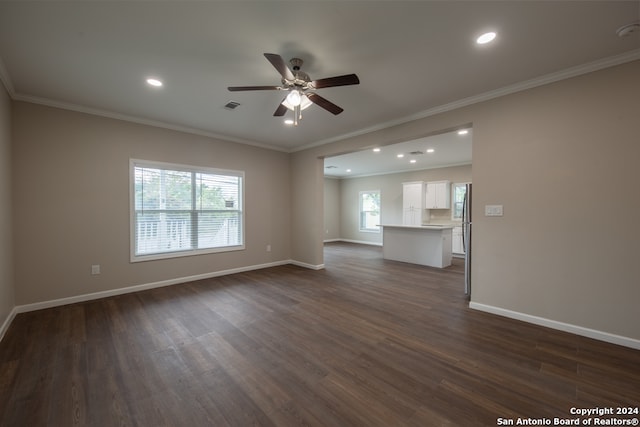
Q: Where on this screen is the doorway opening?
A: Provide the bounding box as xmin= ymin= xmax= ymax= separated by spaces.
xmin=321 ymin=126 xmax=472 ymax=289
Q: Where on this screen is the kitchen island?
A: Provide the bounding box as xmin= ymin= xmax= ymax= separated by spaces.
xmin=381 ymin=224 xmax=453 ymax=268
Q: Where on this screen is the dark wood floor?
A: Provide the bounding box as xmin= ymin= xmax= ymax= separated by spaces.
xmin=1 ymin=242 xmax=639 ymax=426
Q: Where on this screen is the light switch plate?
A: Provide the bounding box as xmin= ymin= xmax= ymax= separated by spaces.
xmin=485 ymin=205 xmax=504 ymax=216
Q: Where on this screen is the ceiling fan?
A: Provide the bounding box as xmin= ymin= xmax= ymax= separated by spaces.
xmin=228 ymin=53 xmax=360 ymax=126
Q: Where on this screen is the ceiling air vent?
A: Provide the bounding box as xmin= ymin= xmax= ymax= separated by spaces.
xmin=409 ymin=150 xmax=424 ymax=155
xmin=224 ymin=101 xmax=241 ymax=110
xmin=325 ymin=165 xmax=338 ymax=169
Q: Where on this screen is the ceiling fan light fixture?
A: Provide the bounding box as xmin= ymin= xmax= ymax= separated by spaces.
xmin=286 ymin=90 xmax=302 ymax=106
xmin=283 ymin=93 xmax=312 ymax=111
xmin=228 ymin=53 xmax=360 ymax=124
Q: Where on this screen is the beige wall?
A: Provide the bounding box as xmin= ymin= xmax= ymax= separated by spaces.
xmin=292 ymin=60 xmax=640 ymax=341
xmin=470 ymin=62 xmax=639 ymax=340
xmin=335 ymin=164 xmax=472 ymax=244
xmin=12 ymin=102 xmax=291 ymax=305
xmin=0 ymin=84 xmax=13 ymax=328
xmin=290 ymin=151 xmax=325 ymax=268
xmin=323 ymin=177 xmax=341 ymax=241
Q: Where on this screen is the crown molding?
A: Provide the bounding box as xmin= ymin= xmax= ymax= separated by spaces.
xmin=326 ymin=161 xmax=473 ymax=180
xmin=5 ymin=49 xmax=640 ymax=154
xmin=11 ymin=93 xmax=290 ymax=153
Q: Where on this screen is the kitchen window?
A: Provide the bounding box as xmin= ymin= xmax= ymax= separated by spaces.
xmin=359 ymin=190 xmax=380 ymax=233
xmin=452 ymin=182 xmax=468 ymax=220
xmin=130 ymin=159 xmax=244 ymax=262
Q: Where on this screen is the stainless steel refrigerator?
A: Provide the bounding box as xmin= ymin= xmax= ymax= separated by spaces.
xmin=462 ymin=184 xmax=472 ymax=296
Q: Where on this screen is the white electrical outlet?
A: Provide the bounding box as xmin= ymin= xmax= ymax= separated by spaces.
xmin=91 ymin=264 xmax=101 ymax=275
xmin=485 ymin=205 xmax=504 ymax=217
xmin=266 ymin=244 xmax=271 ymax=252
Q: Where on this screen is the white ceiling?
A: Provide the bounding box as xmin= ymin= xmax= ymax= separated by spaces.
xmin=0 ymin=1 xmax=639 ymax=157
xmin=324 ymin=128 xmax=473 ymax=178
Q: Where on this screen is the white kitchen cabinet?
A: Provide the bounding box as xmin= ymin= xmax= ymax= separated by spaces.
xmin=425 ymin=180 xmax=451 ymax=209
xmin=403 ymin=181 xmax=425 ymax=226
xmin=452 ymin=225 xmax=465 ymax=256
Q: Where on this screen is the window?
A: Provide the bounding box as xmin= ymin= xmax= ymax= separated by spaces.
xmin=359 ymin=190 xmax=380 ymax=232
xmin=130 ymin=159 xmax=244 ymax=261
xmin=452 ymin=182 xmax=468 ymax=220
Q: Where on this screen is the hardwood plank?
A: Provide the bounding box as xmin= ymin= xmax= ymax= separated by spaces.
xmin=85 ymin=366 xmax=135 ymax=426
xmin=191 ymin=368 xmax=277 ymax=427
xmin=200 ymin=330 xmax=293 ymax=418
xmin=46 ymin=342 xmax=88 ymax=426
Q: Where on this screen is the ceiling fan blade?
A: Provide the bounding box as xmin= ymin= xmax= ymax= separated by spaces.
xmin=264 ymin=53 xmax=295 ymax=81
xmin=273 ymin=100 xmax=288 ymax=116
xmin=312 ymin=74 xmax=360 ymax=89
xmin=228 ymin=85 xmax=280 ymax=92
xmin=307 ymin=93 xmax=344 ymax=115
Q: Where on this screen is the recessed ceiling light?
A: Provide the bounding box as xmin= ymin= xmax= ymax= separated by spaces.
xmin=410 ymin=159 xmax=417 ymax=164
xmin=426 ymin=148 xmax=435 ymax=153
xmin=346 ymin=169 xmax=352 ymax=173
xmin=476 ymin=31 xmax=497 ymax=45
xmin=146 ymin=78 xmax=163 ymax=87
xmin=458 ymin=129 xmax=469 ymax=135
xmin=284 ymin=119 xmax=294 ymax=125
xmin=397 ymin=154 xmax=404 ymax=158
xmin=373 ymin=148 xmax=381 ymax=152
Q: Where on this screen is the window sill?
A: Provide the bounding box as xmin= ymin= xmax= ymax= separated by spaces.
xmin=131 ymin=244 xmax=245 ymax=263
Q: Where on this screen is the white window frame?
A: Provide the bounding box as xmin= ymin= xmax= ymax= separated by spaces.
xmin=130 ymin=159 xmax=245 ymax=262
xmin=451 ymin=182 xmax=470 ymax=221
xmin=359 ymin=190 xmax=381 ymax=233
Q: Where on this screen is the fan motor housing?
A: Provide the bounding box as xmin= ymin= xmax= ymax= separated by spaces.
xmin=290 ymin=58 xmax=303 ymax=70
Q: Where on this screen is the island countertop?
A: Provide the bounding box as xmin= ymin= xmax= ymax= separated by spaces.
xmin=381 ymin=224 xmax=453 ymax=268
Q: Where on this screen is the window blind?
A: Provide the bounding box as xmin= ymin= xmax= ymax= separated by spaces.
xmin=131 ymin=160 xmax=244 ymax=261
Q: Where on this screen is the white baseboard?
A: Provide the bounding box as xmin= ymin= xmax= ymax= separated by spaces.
xmin=1 ymin=258 xmax=329 ymax=342
xmin=14 ymin=260 xmax=293 ymax=315
xmin=4 ymin=268 xmax=638 ymax=352
xmin=289 ymin=260 xmax=325 ymax=270
xmin=469 ymin=302 xmax=640 ymax=350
